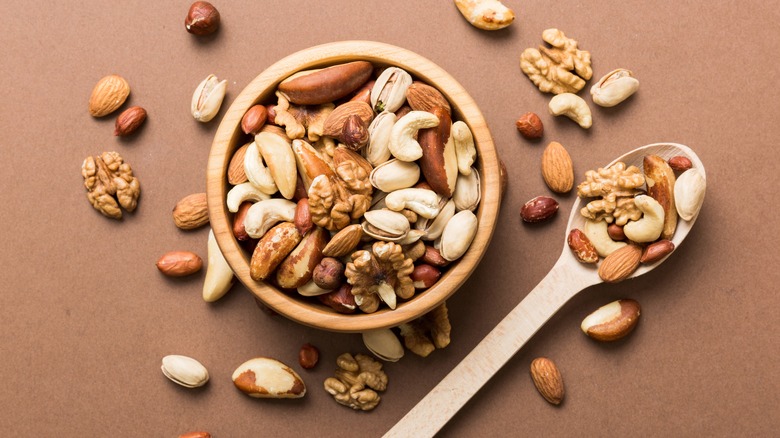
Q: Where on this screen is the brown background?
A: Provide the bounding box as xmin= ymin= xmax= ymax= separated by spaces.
xmin=1 ymin=0 xmax=778 ymax=436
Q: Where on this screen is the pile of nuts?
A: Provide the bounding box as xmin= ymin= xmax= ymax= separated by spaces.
xmin=225 ymin=60 xmax=483 ymax=314
xmin=568 ymin=154 xmax=706 ymax=282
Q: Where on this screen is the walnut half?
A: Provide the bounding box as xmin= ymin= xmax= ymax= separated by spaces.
xmin=520 ymin=28 xmax=592 ymax=95
xmin=345 ymin=241 xmax=414 ymax=313
xmin=81 ymin=151 xmax=140 ymax=219
xmin=323 ymin=353 xmax=387 ymax=411
xmin=399 ymin=303 xmax=451 ymax=357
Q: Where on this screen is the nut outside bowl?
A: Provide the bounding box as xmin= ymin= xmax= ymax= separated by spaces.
xmin=207 ymin=41 xmax=500 ymax=332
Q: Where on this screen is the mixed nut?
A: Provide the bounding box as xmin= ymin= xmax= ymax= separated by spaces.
xmin=225 ymin=60 xmax=484 ymax=314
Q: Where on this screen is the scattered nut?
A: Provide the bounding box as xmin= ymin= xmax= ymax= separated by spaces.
xmin=232 ymin=357 xmax=306 ymax=398
xmin=668 ymin=156 xmax=693 ymax=172
xmin=398 ymin=303 xmax=451 ymax=357
xmin=173 ymin=193 xmax=209 ymax=230
xmin=548 ymin=93 xmax=592 ymax=129
xmin=161 ymin=355 xmax=209 ymax=388
xmin=88 ymin=74 xmax=130 ymax=117
xmin=156 ymin=251 xmax=203 ymax=277
xmin=641 ymin=239 xmax=675 ymax=264
xmin=299 ymin=343 xmax=320 ymax=369
xmin=185 ymin=1 xmax=220 ymax=36
xmin=81 ymin=152 xmax=140 ymax=219
xmin=581 ymin=299 xmax=641 ymax=341
xmin=454 ymin=0 xmax=515 ymax=30
xmin=541 ymin=141 xmax=574 ymax=193
xmin=516 ymin=112 xmax=544 ymax=139
xmin=590 ymin=68 xmax=639 ymax=107
xmin=191 ymin=74 xmax=227 ymax=122
xmin=203 ymin=229 xmax=234 ymax=302
xmin=530 ymin=358 xmax=564 ymax=405
xmin=520 ymin=196 xmax=558 ymax=223
xmin=567 ymin=229 xmax=598 ymax=264
xmin=520 ymin=29 xmax=592 ymax=94
xmin=324 ymin=353 xmax=387 ymax=411
xmin=598 ymin=243 xmax=642 ymax=283
xmin=114 ymin=106 xmax=147 ymax=136
xmin=241 ymin=104 xmax=268 ymax=135
xmin=362 ymin=329 xmax=405 ymax=362
xmin=313 ymin=257 xmax=345 ymax=290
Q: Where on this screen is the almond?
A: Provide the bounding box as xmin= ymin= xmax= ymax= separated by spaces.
xmin=567 ymin=229 xmax=598 ymax=264
xmin=640 ymin=239 xmax=675 ymax=264
xmin=322 ymin=224 xmax=363 ymax=257
xmin=581 ymin=299 xmax=641 ymax=341
xmin=173 ymin=193 xmax=209 ymax=230
xmin=89 ymin=74 xmax=130 ymax=117
xmin=541 ymin=141 xmax=574 ymax=193
xmin=250 ymin=223 xmax=302 ymax=281
xmin=520 ymin=196 xmax=558 ymax=223
xmin=228 ymin=142 xmax=250 ymax=185
xmin=406 ymin=81 xmax=451 ymax=115
xmin=598 ymin=244 xmax=642 ymax=283
xmin=156 ymin=251 xmax=203 ymax=277
xmin=322 ymin=101 xmax=374 ymax=137
xmin=530 ymin=357 xmax=564 ymax=405
xmin=232 ymin=357 xmax=306 ymax=398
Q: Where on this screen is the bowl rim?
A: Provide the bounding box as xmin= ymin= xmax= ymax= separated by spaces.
xmin=207 ymin=40 xmax=501 ymax=332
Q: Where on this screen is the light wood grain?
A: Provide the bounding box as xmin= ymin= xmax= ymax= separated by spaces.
xmin=384 ymin=143 xmax=705 ymax=437
xmin=206 ymin=41 xmax=501 ymax=332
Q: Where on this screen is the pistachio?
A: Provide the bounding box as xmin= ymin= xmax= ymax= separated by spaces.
xmin=590 ymin=68 xmax=639 ymax=107
xmin=436 ymin=210 xmax=478 ymax=261
xmin=385 ymin=188 xmax=441 ymax=219
xmin=191 ymin=74 xmax=227 ymax=122
xmin=370 ymin=67 xmax=413 ymax=113
xmin=674 ymin=168 xmax=706 ymax=221
xmin=362 ymin=329 xmax=405 ymax=362
xmin=370 ymin=159 xmax=421 ymax=192
xmin=417 ymin=198 xmax=455 ymax=241
xmin=366 ymin=111 xmax=397 ymax=166
xmin=362 ymin=209 xmax=410 ymax=242
xmin=161 ymin=355 xmax=209 ymax=388
xmin=452 ymin=168 xmax=481 ymax=211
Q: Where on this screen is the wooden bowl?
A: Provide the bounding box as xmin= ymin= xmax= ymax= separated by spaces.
xmin=207 ymin=41 xmax=500 ymax=332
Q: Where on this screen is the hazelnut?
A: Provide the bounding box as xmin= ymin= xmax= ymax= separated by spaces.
xmin=185 ymin=1 xmax=220 ymax=36
xmin=516 ymin=112 xmax=544 ymax=139
xmin=241 ymin=104 xmax=267 ymax=135
xmin=340 ymin=114 xmax=369 ymax=151
xmin=313 ymin=257 xmax=345 ymax=290
xmin=299 ymin=343 xmax=320 ymax=369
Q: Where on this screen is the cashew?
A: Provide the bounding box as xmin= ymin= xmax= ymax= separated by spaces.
xmin=385 ymin=188 xmax=441 ymax=219
xmin=244 ymin=141 xmax=278 ymax=195
xmin=452 ymin=121 xmax=476 ymax=175
xmin=203 ymin=229 xmax=234 ymax=302
xmin=388 ymin=111 xmax=439 ymax=162
xmin=582 ymin=219 xmax=626 ymax=257
xmin=226 ymin=182 xmax=271 ymax=212
xmin=548 ymin=93 xmax=592 ymax=129
xmin=623 ymin=195 xmax=665 ymax=243
xmin=454 ymin=0 xmax=515 ymax=31
xmin=255 ymin=132 xmax=298 ymax=199
xmin=243 ymin=199 xmax=297 ymax=239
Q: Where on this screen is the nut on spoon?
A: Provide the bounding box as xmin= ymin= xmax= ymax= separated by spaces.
xmin=385 ymin=143 xmax=706 ymax=437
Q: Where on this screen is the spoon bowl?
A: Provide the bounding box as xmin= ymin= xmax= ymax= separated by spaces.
xmin=385 ymin=142 xmax=706 ymax=437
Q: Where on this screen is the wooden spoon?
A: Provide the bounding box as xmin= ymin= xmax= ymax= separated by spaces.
xmin=385 ymin=143 xmax=706 ymax=437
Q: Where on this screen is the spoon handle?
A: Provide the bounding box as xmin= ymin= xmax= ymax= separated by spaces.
xmin=384 ymin=256 xmax=594 ymax=438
